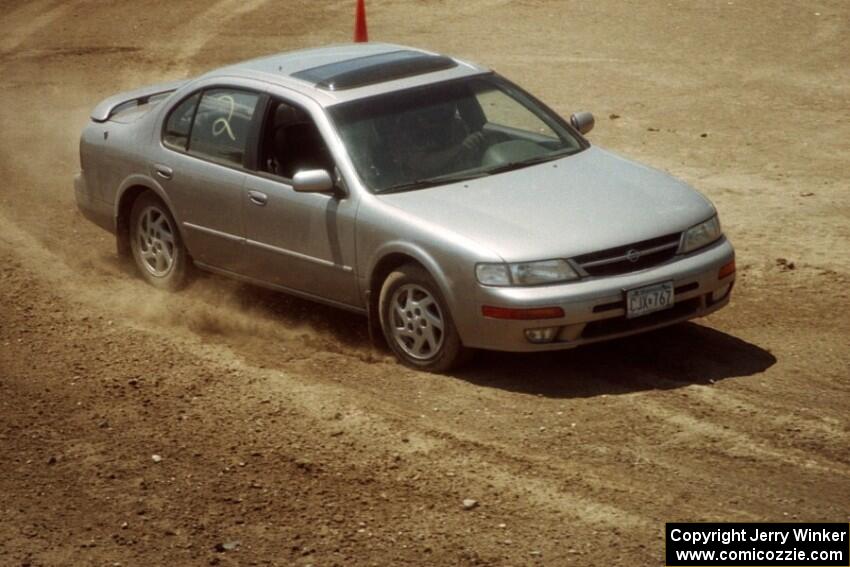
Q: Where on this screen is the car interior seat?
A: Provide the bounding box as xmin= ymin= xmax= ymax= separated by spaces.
xmin=281 ymin=121 xmax=334 ymax=177
xmin=266 ymin=103 xmax=333 ymax=178
xmin=267 ymin=104 xmax=299 ymax=175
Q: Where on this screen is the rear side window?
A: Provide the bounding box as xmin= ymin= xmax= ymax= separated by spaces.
xmin=188 ymin=89 xmax=261 ymax=167
xmin=163 ymin=93 xmax=200 ymax=150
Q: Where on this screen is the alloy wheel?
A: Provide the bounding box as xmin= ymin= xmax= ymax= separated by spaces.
xmin=388 ymin=283 xmax=445 ymax=360
xmin=135 ymin=205 xmax=176 ymax=277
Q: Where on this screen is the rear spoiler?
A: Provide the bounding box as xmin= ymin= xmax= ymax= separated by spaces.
xmin=90 ymin=79 xmax=188 ymax=123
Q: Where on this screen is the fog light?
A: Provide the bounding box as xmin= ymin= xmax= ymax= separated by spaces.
xmin=712 ymin=283 xmax=732 ymax=302
xmin=525 ymin=327 xmax=560 ymax=344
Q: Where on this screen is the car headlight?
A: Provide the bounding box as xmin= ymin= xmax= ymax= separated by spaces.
xmin=476 ymin=259 xmax=579 ymax=286
xmin=681 ymin=215 xmax=722 ymax=254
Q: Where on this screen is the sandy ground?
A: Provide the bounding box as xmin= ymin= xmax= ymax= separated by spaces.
xmin=1 ymin=1 xmax=848 ymax=565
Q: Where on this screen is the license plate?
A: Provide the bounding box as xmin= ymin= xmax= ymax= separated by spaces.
xmin=626 ymin=281 xmax=674 ymax=319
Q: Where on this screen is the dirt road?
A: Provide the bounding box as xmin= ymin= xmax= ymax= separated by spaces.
xmin=1 ymin=1 xmax=848 ymax=565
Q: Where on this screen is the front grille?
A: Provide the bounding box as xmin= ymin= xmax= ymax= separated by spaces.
xmin=581 ymin=297 xmax=701 ymax=339
xmin=573 ymin=232 xmax=681 ymax=277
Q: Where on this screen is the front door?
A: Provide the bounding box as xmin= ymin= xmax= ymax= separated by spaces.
xmin=242 ymin=99 xmax=360 ymax=308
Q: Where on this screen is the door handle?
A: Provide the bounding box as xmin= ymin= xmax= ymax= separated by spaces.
xmin=153 ymin=164 xmax=173 ymax=180
xmin=248 ymin=190 xmax=268 ymax=206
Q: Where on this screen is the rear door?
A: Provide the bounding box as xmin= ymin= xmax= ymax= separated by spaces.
xmin=241 ymin=98 xmax=360 ymax=308
xmin=154 ymin=87 xmax=265 ymax=273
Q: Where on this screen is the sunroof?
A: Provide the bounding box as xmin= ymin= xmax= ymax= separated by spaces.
xmin=291 ymin=50 xmax=458 ymax=91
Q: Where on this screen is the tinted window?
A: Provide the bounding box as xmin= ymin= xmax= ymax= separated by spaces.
xmin=328 ymin=75 xmax=583 ymax=194
xmin=163 ymin=93 xmax=200 ymax=151
xmin=260 ymin=100 xmax=335 ymax=179
xmin=189 ymin=89 xmax=261 ymax=167
xmin=290 ymin=50 xmax=457 ymax=91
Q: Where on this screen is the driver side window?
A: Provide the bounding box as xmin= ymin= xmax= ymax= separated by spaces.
xmin=260 ymin=100 xmax=335 ymax=179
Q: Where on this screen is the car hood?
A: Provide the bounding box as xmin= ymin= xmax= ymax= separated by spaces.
xmin=378 ymin=146 xmax=716 ymax=262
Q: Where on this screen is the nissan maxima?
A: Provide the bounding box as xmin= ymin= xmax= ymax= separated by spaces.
xmin=74 ymin=43 xmax=735 ymax=371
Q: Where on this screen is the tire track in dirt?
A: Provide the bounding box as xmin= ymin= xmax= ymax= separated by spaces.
xmin=228 ymin=339 xmax=797 ymax=529
xmin=2 ymin=240 xmax=658 ymax=563
xmin=0 ymin=0 xmax=136 ymax=261
xmin=604 ymin=363 xmax=849 ymax=466
xmin=4 ymin=261 xmax=635 ymax=565
xmin=636 ymin=397 xmax=848 ymax=477
xmin=170 ymin=0 xmax=279 ymax=76
xmin=0 ymin=0 xmax=69 ymax=56
xmin=185 ymin=290 xmax=848 ymax=529
xmin=279 ymin=369 xmax=656 ymax=528
xmin=1 ymin=204 xmax=653 ymax=533
xmin=682 ymin=384 xmax=848 ymax=453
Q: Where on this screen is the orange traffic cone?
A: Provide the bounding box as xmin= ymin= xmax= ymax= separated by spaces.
xmin=354 ymin=0 xmax=368 ymax=42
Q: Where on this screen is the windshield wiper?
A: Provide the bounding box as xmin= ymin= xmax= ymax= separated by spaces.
xmin=376 ymin=149 xmax=576 ymax=194
xmin=378 ymin=171 xmax=490 ymax=194
xmin=484 ymin=151 xmax=573 ymax=175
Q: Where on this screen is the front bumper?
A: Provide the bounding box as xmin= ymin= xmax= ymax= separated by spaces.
xmin=458 ymin=237 xmax=735 ymax=352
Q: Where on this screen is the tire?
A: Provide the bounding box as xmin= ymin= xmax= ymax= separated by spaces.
xmin=128 ymin=192 xmax=190 ymax=291
xmin=378 ymin=264 xmax=471 ymax=372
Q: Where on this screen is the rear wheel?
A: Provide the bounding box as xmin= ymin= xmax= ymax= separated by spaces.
xmin=379 ymin=264 xmax=470 ymax=372
xmin=129 ymin=192 xmax=189 ymax=291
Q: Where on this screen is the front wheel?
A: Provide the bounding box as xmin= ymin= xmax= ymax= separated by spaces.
xmin=378 ymin=264 xmax=470 ymax=373
xmin=129 ymin=192 xmax=190 ymax=291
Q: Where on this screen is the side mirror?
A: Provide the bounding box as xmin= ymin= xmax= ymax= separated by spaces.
xmin=570 ymin=111 xmax=595 ymax=135
xmin=293 ymin=169 xmax=334 ymax=193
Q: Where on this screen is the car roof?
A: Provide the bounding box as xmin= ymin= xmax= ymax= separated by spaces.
xmin=209 ymin=43 xmax=490 ymax=107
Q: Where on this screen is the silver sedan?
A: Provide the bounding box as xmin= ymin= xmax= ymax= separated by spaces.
xmin=75 ymin=43 xmax=735 ymax=371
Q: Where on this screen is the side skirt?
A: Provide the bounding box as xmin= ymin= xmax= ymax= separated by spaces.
xmin=193 ymin=261 xmax=368 ymax=316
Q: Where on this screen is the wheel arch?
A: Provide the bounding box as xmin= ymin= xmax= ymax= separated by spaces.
xmin=114 ymin=175 xmax=179 ymax=257
xmin=368 ymin=246 xmax=472 ymax=371
xmin=366 ymin=245 xmax=456 ymax=342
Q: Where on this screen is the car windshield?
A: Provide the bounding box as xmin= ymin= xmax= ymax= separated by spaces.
xmin=328 ymin=74 xmax=585 ymax=194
